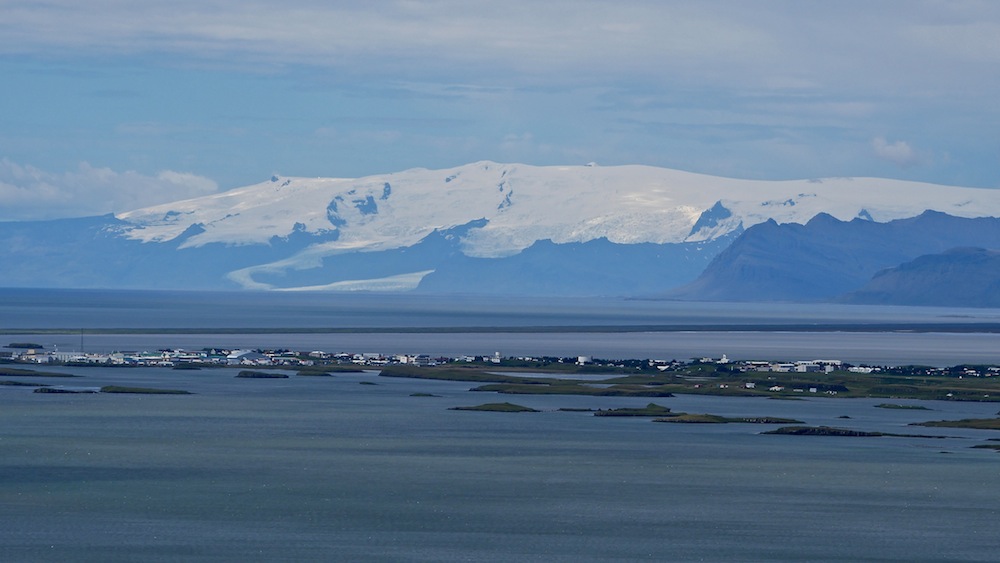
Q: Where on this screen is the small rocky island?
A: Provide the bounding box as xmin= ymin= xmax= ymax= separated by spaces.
xmin=449 ymin=402 xmax=540 ymax=413
xmin=763 ymin=426 xmax=944 ymax=439
xmin=235 ymin=370 xmax=289 ymax=379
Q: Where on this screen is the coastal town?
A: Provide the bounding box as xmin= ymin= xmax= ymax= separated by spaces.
xmin=4 ymin=343 xmax=1000 ymax=380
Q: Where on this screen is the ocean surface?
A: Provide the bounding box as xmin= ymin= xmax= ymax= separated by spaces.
xmin=2 ymin=289 xmax=999 ymax=561
xmin=1 ymin=367 xmax=998 ymax=562
xmin=3 ymin=288 xmax=1000 ymax=366
xmin=5 ymin=288 xmax=1000 ymax=331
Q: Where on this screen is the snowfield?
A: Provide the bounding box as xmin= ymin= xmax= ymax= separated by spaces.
xmin=117 ymin=161 xmax=1000 ymax=265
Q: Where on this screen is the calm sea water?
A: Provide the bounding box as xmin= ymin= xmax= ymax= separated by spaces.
xmin=2 ymin=290 xmax=1000 ymax=561
xmin=3 ymin=288 xmax=1000 ymax=330
xmin=1 ymin=366 xmax=998 ymax=562
xmin=3 ymin=288 xmax=1000 ymax=366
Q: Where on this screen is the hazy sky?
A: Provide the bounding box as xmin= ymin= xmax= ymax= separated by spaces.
xmin=1 ymin=1 xmax=998 ymax=220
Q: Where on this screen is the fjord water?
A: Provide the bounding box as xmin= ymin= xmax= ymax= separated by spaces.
xmin=2 ymin=367 xmax=998 ymax=562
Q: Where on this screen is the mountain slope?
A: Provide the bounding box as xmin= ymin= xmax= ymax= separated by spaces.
xmin=843 ymin=248 xmax=1000 ymax=307
xmin=670 ymin=212 xmax=1000 ymax=302
xmin=415 ymin=232 xmax=740 ymax=296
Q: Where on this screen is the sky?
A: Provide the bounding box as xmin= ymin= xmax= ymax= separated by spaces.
xmin=1 ymin=0 xmax=999 ymax=221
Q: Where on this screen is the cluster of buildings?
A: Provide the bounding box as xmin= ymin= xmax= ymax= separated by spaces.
xmin=0 ymin=346 xmax=853 ymax=373
xmin=5 ymin=345 xmax=998 ymax=379
xmin=738 ymin=359 xmax=842 ymax=373
xmin=2 ymin=346 xmax=503 ymax=369
xmin=5 ymin=347 xmax=314 ymax=367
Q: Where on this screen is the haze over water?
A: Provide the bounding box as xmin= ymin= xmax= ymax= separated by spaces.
xmin=3 ymin=289 xmax=1000 ymax=366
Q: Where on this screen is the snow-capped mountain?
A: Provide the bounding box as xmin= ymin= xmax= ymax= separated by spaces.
xmin=5 ymin=161 xmax=1000 ymax=296
xmin=109 ymin=161 xmax=1000 ymax=291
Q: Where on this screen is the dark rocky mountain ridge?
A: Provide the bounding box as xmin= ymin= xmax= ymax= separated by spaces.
xmin=669 ymin=211 xmax=1000 ymax=304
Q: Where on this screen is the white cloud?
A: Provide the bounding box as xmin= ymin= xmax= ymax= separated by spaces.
xmin=0 ymin=159 xmax=219 ymax=221
xmin=871 ymin=137 xmax=919 ymax=167
xmin=0 ymin=2 xmax=768 ymax=77
xmin=6 ymin=1 xmax=995 ymax=94
xmin=1 ymin=1 xmax=997 ymax=190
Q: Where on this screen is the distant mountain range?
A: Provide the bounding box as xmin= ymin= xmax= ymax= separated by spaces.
xmin=2 ymin=161 xmax=1000 ymax=305
xmin=843 ymin=247 xmax=1000 ymax=308
xmin=669 ymin=211 xmax=1000 ymax=303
